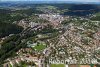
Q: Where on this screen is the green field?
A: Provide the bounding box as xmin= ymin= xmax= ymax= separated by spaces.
xmin=50 ymin=64 xmax=65 ymax=67
xmin=33 ymin=43 xmax=46 ymax=51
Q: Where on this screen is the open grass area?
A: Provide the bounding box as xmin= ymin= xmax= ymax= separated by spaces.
xmin=22 ymin=64 xmax=27 ymax=67
xmin=50 ymin=64 xmax=65 ymax=67
xmin=33 ymin=43 xmax=46 ymax=51
xmin=10 ymin=64 xmax=12 ymax=67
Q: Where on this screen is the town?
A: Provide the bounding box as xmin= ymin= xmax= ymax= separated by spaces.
xmin=0 ymin=2 xmax=100 ymax=67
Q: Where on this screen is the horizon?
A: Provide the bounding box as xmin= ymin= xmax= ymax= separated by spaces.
xmin=0 ymin=0 xmax=100 ymax=3
xmin=0 ymin=1 xmax=100 ymax=4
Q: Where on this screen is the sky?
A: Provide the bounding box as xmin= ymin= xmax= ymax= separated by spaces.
xmin=0 ymin=0 xmax=100 ymax=3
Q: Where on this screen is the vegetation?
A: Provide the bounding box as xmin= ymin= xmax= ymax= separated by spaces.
xmin=0 ymin=22 xmax=23 ymax=38
xmin=90 ymin=12 xmax=100 ymax=21
xmin=91 ymin=16 xmax=100 ymax=21
xmin=50 ymin=64 xmax=65 ymax=67
xmin=32 ymin=42 xmax=46 ymax=51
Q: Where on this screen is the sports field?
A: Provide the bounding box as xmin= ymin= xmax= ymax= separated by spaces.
xmin=50 ymin=64 xmax=65 ymax=67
